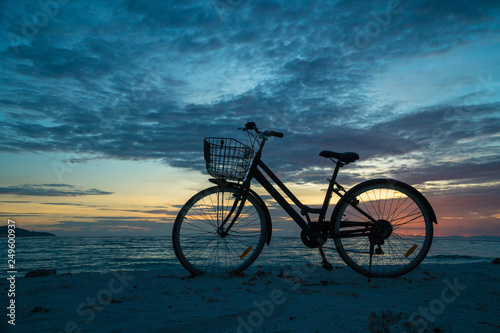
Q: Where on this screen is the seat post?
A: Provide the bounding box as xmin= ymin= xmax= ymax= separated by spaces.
xmin=330 ymin=159 xmax=343 ymax=183
xmin=318 ymin=160 xmax=343 ymax=222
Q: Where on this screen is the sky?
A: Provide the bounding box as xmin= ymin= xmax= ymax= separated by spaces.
xmin=1 ymin=0 xmax=499 ymax=237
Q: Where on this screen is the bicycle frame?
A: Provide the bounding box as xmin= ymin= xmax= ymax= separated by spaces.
xmin=220 ymin=136 xmax=373 ymax=239
xmin=252 ymin=158 xmax=335 ymax=232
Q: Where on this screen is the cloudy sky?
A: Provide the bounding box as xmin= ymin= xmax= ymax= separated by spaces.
xmin=1 ymin=0 xmax=499 ymax=237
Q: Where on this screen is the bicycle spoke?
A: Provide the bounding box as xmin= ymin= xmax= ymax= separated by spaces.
xmin=334 ymin=180 xmax=433 ymax=277
xmin=173 ymin=187 xmax=266 ymax=275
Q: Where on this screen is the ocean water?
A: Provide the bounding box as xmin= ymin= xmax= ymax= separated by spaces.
xmin=2 ymin=236 xmax=499 ymax=275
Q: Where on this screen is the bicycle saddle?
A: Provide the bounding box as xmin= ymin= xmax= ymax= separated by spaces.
xmin=319 ymin=150 xmax=359 ymax=164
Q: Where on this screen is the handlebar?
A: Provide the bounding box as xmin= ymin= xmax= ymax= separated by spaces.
xmin=266 ymin=131 xmax=284 ymax=138
xmin=239 ymin=122 xmax=284 ymax=139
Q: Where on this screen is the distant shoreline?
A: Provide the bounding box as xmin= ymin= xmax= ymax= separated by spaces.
xmin=0 ymin=226 xmax=56 ymax=237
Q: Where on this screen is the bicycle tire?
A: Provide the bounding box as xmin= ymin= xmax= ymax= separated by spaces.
xmin=333 ymin=179 xmax=434 ymax=278
xmin=172 ymin=186 xmax=267 ymax=275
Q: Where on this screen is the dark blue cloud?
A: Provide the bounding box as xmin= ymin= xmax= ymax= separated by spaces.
xmin=0 ymin=0 xmax=499 ymax=192
xmin=41 ymin=202 xmax=83 ymax=206
xmin=0 ymin=184 xmax=112 ymax=196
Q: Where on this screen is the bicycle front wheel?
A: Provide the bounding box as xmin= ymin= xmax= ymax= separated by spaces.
xmin=172 ymin=186 xmax=267 ymax=275
xmin=333 ymin=179 xmax=434 ymax=278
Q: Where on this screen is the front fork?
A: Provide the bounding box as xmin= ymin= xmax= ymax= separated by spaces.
xmin=217 ymin=183 xmax=251 ymax=238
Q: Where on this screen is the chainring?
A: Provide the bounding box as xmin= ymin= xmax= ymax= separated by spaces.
xmin=300 ymin=222 xmax=331 ymax=248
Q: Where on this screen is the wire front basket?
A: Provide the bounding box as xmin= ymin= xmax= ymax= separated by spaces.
xmin=204 ymin=137 xmax=255 ymax=181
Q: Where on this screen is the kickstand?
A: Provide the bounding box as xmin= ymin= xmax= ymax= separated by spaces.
xmin=318 ymin=246 xmax=333 ymax=271
xmin=368 ymin=241 xmax=374 ymax=282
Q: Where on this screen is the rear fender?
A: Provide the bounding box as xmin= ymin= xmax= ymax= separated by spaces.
xmin=331 ymin=179 xmax=437 ymax=225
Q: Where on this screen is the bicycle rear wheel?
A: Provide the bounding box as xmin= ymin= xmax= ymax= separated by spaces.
xmin=333 ymin=179 xmax=434 ymax=277
xmin=172 ymin=186 xmax=267 ymax=275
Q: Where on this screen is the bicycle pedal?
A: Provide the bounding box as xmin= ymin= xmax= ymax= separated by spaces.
xmin=321 ymin=260 xmax=334 ymax=272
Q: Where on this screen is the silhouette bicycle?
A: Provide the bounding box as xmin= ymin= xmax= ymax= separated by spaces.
xmin=172 ymin=122 xmax=436 ymax=279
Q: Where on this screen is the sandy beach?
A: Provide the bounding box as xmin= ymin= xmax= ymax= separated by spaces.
xmin=3 ymin=261 xmax=499 ymax=333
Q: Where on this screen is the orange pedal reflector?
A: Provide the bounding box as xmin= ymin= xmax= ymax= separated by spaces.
xmin=405 ymin=245 xmax=418 ymax=258
xmin=240 ymin=246 xmax=253 ymax=259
